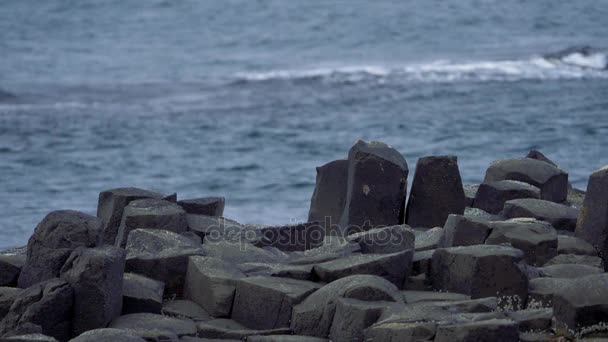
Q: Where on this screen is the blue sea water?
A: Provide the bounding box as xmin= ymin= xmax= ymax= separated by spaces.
xmin=1 ymin=1 xmax=607 ymax=249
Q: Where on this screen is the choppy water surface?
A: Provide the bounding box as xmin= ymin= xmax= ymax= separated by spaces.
xmin=1 ymin=1 xmax=607 ymax=249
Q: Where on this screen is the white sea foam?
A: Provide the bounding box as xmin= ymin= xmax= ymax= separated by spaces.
xmin=233 ymin=54 xmax=608 ymax=84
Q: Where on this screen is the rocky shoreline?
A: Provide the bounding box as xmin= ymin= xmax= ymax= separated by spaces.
xmin=1 ymin=139 xmax=607 ymax=342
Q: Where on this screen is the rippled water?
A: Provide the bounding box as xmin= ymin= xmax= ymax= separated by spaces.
xmin=1 ymin=1 xmax=607 ymax=249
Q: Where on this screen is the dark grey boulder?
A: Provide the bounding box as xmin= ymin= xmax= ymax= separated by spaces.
xmin=196 ymin=319 xmax=290 ymax=340
xmin=122 ymin=273 xmax=164 ymax=315
xmin=0 ymin=279 xmax=73 ymax=341
xmin=505 ymin=308 xmax=552 ymax=332
xmin=108 ymin=313 xmax=196 ymax=340
xmin=97 ymin=187 xmax=169 ymax=245
xmin=544 ymin=254 xmax=604 ymax=269
xmin=412 ymin=249 xmax=435 ymax=276
xmin=474 ymin=180 xmax=540 ymax=214
xmin=0 ymin=288 xmax=22 ymax=320
xmin=526 ymin=150 xmax=558 ymax=167
xmin=430 ymin=245 xmax=528 ymax=309
xmin=553 ymin=273 xmax=608 ymax=338
xmin=237 ymin=263 xmax=313 ymax=281
xmin=18 ymin=211 xmax=103 ymax=289
xmin=537 ymin=263 xmax=603 ymax=279
xmin=518 ymin=331 xmax=559 ymax=342
xmin=291 ymin=275 xmax=403 ymax=337
xmin=161 ymin=300 xmax=210 ymax=322
xmin=401 ymin=290 xmax=469 ymax=304
xmin=231 ymin=276 xmax=320 ymax=330
xmin=483 ymin=158 xmax=568 ymax=203
xmin=288 ymin=236 xmax=361 ymax=265
xmin=307 ymin=159 xmax=348 ymax=233
xmin=252 ymin=222 xmax=325 ymax=252
xmin=463 ymin=184 xmax=479 ymax=208
xmin=405 ymin=156 xmax=465 ymax=229
xmin=183 ymin=256 xmax=245 ymax=318
xmin=0 ymin=254 xmax=25 ymax=287
xmin=313 ymin=250 xmax=413 ymax=288
xmin=347 ymin=224 xmax=415 ymax=254
xmin=0 ymin=334 xmax=58 ymax=342
xmin=201 ymin=239 xmax=281 ymax=265
xmin=177 ymin=197 xmax=225 ymax=217
xmin=248 ymin=336 xmax=328 ymax=342
xmin=464 ymin=207 xmax=501 ymax=222
xmin=576 ymin=165 xmax=608 ymax=269
xmin=329 ymin=298 xmax=401 ymax=342
xmin=440 ymin=215 xmax=492 ymax=248
xmin=339 ymin=140 xmax=408 ymax=231
xmin=59 ymin=246 xmax=125 ymax=337
xmin=485 ymin=218 xmax=558 ymax=266
xmin=414 ymin=227 xmax=444 ymax=251
xmin=69 ymin=328 xmax=146 ymax=342
xmin=185 ymin=215 xmax=243 ymax=241
xmin=526 ymin=277 xmax=573 ymax=309
xmin=125 ymin=229 xmax=204 ymax=297
xmin=115 ymin=199 xmax=188 ymax=247
xmin=434 ymin=318 xmax=519 ymax=342
xmin=558 ymin=235 xmax=598 ymax=256
xmin=501 ymin=198 xmax=579 ymax=231
xmin=363 ymin=320 xmax=436 ymax=342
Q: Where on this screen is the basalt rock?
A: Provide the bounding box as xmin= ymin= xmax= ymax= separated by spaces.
xmin=483 ymin=158 xmax=568 ymax=203
xmin=307 ymin=160 xmax=348 ymax=233
xmin=544 ymin=254 xmax=604 ymax=269
xmin=252 ymin=222 xmax=325 ymax=252
xmin=474 ymin=180 xmax=540 ymax=214
xmin=196 ymin=319 xmax=290 ymax=340
xmin=161 ymin=300 xmax=210 ymax=322
xmin=108 ymin=313 xmax=197 ymax=340
xmin=501 ymin=198 xmax=579 ymax=231
xmin=505 ymin=308 xmax=553 ymax=332
xmin=18 ymin=211 xmax=103 ymax=289
xmin=463 ymin=184 xmax=479 ymax=208
xmin=537 ymin=263 xmax=603 ymax=279
xmin=185 ymin=215 xmax=243 ymax=241
xmin=526 ymin=277 xmax=573 ymax=309
xmin=526 ymin=150 xmax=558 ymax=167
xmin=177 ymin=197 xmax=225 ymax=217
xmin=122 ymin=273 xmax=164 ymax=315
xmin=339 ymin=140 xmax=408 ymax=231
xmin=440 ymin=215 xmax=492 ymax=248
xmin=0 ymin=288 xmax=22 ymax=320
xmin=434 ymin=318 xmax=519 ymax=342
xmin=115 ymin=199 xmax=188 ymax=247
xmin=124 ymin=229 xmax=204 ymax=297
xmin=97 ymin=187 xmax=169 ymax=245
xmin=414 ymin=228 xmax=445 ymax=252
xmin=329 ymin=298 xmax=401 ymax=342
xmin=59 ymin=246 xmax=125 ymax=337
xmin=347 ymin=224 xmax=415 ymax=254
xmin=69 ymin=328 xmax=147 ymax=342
xmin=0 ymin=254 xmax=25 ymax=287
xmin=406 ymin=156 xmax=465 ymax=228
xmin=557 ymin=235 xmax=598 ymax=256
xmin=576 ymin=165 xmax=608 ymax=269
xmin=485 ymin=219 xmax=557 ymax=266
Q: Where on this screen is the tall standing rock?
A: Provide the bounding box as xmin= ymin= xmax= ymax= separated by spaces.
xmin=576 ymin=165 xmax=608 ymax=269
xmin=339 ymin=140 xmax=408 ymax=232
xmin=308 ymin=159 xmax=348 ymax=233
xmin=97 ymin=187 xmax=169 ymax=245
xmin=406 ymin=156 xmax=465 ymax=228
xmin=18 ymin=211 xmax=103 ymax=289
xmin=483 ymin=158 xmax=568 ymax=203
xmin=60 ymin=246 xmax=126 ymax=337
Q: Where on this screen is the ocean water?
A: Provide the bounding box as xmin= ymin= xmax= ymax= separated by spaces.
xmin=1 ymin=1 xmax=607 ymax=249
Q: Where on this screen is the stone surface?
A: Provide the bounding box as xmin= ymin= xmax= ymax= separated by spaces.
xmin=108 ymin=313 xmax=196 ymax=339
xmin=526 ymin=277 xmax=573 ymax=309
xmin=401 ymin=290 xmax=469 ymax=304
xmin=440 ymin=214 xmax=492 ymax=248
xmin=201 ymin=239 xmax=278 ymax=265
xmin=501 ymin=198 xmax=579 ymax=231
xmin=363 ymin=321 xmax=436 ymax=342
xmin=474 ymin=180 xmax=541 ymax=214
xmin=406 ymin=156 xmax=465 ymax=228
xmin=313 ymin=250 xmax=413 ymax=288
xmin=339 ymin=140 xmax=408 ymax=231
xmin=483 ymin=158 xmax=568 ymax=203
xmin=231 ymin=276 xmax=320 ymax=330
xmin=0 ymin=334 xmax=58 ymax=342
xmin=97 ymin=187 xmax=168 ymax=245
xmin=0 ymin=288 xmax=22 ymax=320
xmin=177 ymin=197 xmax=225 ymax=217
xmin=69 ymin=328 xmax=147 ymax=342
xmin=238 ymin=263 xmax=313 ymax=281
xmin=553 ymin=273 xmax=608 ymax=337
xmin=183 ymin=256 xmax=245 ymax=318
xmin=115 ymin=198 xmax=188 ymax=247
xmin=576 ymin=165 xmax=608 ymax=269
xmin=291 ymin=275 xmax=403 ymax=337
xmin=347 ymin=225 xmax=415 ymax=254
xmin=414 ymin=228 xmax=445 ymax=252
xmin=558 ymin=235 xmax=598 ymax=256
xmin=430 ymin=245 xmax=528 ymax=309
xmin=125 ymin=229 xmax=204 ymax=297
xmin=59 ymin=246 xmax=125 ymax=336
xmin=412 ymin=249 xmax=435 ymax=276
xmin=185 ymin=215 xmax=243 ymax=240
xmin=307 ymin=159 xmax=348 ymax=233
xmin=505 ymin=308 xmax=552 ymax=332
xmin=544 ymin=254 xmax=604 ymax=269
xmin=329 ymin=298 xmax=399 ymax=342
xmin=434 ymin=318 xmax=519 ymax=342
xmin=248 ymin=336 xmax=328 ymax=342
xmin=0 ymin=254 xmax=25 ymax=287
xmin=538 ymin=263 xmax=603 ymax=279
xmin=196 ymin=319 xmax=290 ymax=340
xmin=463 ymin=184 xmax=479 ymax=208
xmin=485 ymin=219 xmax=558 ymax=266
xmin=252 ymin=222 xmax=325 ymax=252
xmin=122 ymin=273 xmax=164 ymax=315
xmin=161 ymin=300 xmax=210 ymax=322
xmin=288 ymin=236 xmax=360 ymax=265
xmin=18 ymin=211 xmax=103 ymax=289
xmin=526 ymin=150 xmax=558 ymax=167
xmin=0 ymin=279 xmax=73 ymax=341
xmin=464 ymin=207 xmax=501 ymax=222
